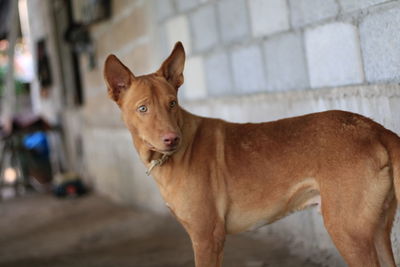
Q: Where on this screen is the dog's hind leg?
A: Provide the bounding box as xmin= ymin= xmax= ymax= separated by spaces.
xmin=374 ymin=198 xmax=397 ymax=267
xmin=321 ymin=204 xmax=381 ymax=267
xmin=319 ymin=170 xmax=393 ymax=267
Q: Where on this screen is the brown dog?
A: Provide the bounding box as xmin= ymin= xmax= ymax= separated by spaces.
xmin=104 ymin=42 xmax=400 ymax=267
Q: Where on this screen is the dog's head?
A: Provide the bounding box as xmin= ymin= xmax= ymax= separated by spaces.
xmin=104 ymin=42 xmax=185 ymax=154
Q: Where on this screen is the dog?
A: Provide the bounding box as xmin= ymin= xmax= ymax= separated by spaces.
xmin=104 ymin=42 xmax=400 ymax=267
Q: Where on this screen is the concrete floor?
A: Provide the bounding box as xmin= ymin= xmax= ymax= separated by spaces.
xmin=0 ymin=193 xmax=321 ymax=267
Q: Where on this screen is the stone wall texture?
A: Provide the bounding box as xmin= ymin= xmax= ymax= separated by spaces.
xmin=68 ymin=0 xmax=400 ymax=265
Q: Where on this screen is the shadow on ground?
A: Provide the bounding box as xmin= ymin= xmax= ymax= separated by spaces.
xmin=0 ymin=193 xmax=321 ymax=267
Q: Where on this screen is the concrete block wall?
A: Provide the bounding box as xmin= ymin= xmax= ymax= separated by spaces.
xmin=305 ymin=22 xmax=364 ymax=87
xmin=155 ymin=0 xmax=400 ymax=100
xmin=360 ymin=5 xmax=400 ymax=82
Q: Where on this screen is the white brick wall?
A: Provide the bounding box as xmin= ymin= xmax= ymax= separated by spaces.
xmin=156 ymin=0 xmax=400 ymax=100
xmin=183 ymin=56 xmax=208 ymax=100
xmin=190 ymin=5 xmax=219 ymax=52
xmin=289 ymin=0 xmax=339 ymax=27
xmin=248 ymin=0 xmax=290 ymax=37
xmin=264 ymin=32 xmax=309 ymax=91
xmin=166 ymin=15 xmax=192 ymax=55
xmin=305 ymin=22 xmax=364 ymax=88
xmin=204 ymin=51 xmax=234 ymax=96
xmin=156 ymin=0 xmax=174 ymax=22
xmin=231 ymin=45 xmax=267 ymax=94
xmin=176 ymin=0 xmax=198 ymax=12
xmin=217 ymin=0 xmax=250 ymax=44
xmin=338 ymin=0 xmax=390 ymax=11
xmin=359 ymin=6 xmax=400 ymax=82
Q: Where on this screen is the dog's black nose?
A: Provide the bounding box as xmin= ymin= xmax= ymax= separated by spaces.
xmin=163 ymin=133 xmax=180 ymax=147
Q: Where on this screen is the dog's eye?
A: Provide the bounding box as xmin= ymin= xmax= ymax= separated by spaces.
xmin=169 ymin=100 xmax=177 ymax=108
xmin=138 ymin=105 xmax=148 ymax=113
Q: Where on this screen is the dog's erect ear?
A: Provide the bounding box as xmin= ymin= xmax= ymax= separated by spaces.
xmin=104 ymin=54 xmax=135 ymax=103
xmin=157 ymin=42 xmax=185 ymax=89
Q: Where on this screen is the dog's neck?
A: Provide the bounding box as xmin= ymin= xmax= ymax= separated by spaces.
xmin=145 ymin=151 xmax=173 ymax=175
xmin=132 ymin=108 xmax=202 ymax=177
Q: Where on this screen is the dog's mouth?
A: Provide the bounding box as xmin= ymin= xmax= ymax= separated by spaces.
xmin=158 ymin=147 xmax=178 ymax=154
xmin=145 ymin=141 xmax=179 ymax=155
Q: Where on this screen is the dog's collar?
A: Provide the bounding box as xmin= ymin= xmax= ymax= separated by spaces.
xmin=146 ymin=152 xmax=173 ymax=176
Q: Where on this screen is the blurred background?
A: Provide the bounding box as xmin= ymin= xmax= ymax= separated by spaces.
xmin=0 ymin=0 xmax=400 ymax=266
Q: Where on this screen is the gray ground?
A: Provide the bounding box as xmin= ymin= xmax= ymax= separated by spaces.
xmin=0 ymin=193 xmax=321 ymax=267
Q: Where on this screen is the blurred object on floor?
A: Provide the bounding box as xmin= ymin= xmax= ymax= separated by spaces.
xmin=0 ymin=113 xmax=72 ymax=200
xmin=53 ymin=172 xmax=87 ymax=198
xmin=23 ymin=130 xmax=52 ymax=184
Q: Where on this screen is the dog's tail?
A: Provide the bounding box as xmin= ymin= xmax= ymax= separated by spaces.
xmin=381 ymin=129 xmax=400 ymax=203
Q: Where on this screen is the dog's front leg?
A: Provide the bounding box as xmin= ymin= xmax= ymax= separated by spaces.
xmin=187 ymin=221 xmax=226 ymax=267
